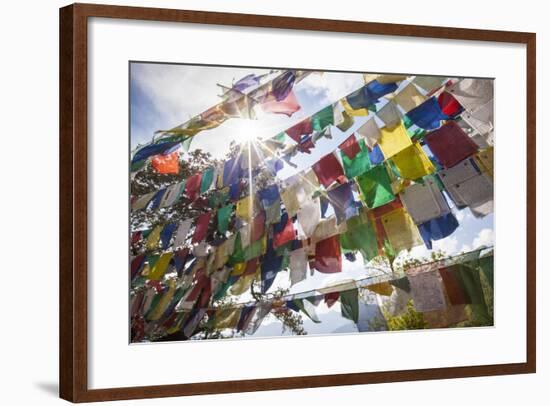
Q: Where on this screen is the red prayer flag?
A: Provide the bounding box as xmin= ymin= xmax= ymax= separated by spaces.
xmin=251 ymin=212 xmax=266 ymax=243
xmin=260 ymin=90 xmax=301 ymax=117
xmin=437 ymin=91 xmax=462 ymax=116
xmin=286 ymin=117 xmax=313 ymax=143
xmin=311 ymin=236 xmax=342 ymax=273
xmin=244 ymin=258 xmax=259 ymax=276
xmin=273 ymin=216 xmax=296 ymax=248
xmin=424 ymin=121 xmax=478 ymax=168
xmin=324 ymin=292 xmax=340 ymax=308
xmin=151 ymin=152 xmax=180 ymax=174
xmin=312 ymin=153 xmax=345 ymax=187
xmin=339 ymin=135 xmax=361 ymax=159
xmin=439 ymin=266 xmax=469 ymax=305
xmin=192 ymin=212 xmax=212 ymax=243
xmin=185 ymin=173 xmax=203 ymax=202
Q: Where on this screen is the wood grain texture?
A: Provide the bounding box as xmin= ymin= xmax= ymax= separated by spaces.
xmin=59 ymin=3 xmax=536 ymax=402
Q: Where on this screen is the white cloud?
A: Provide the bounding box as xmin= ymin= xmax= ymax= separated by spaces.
xmin=461 ymin=228 xmax=494 ymax=253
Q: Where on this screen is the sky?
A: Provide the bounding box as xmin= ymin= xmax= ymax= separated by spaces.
xmin=130 ymin=62 xmax=494 ymax=337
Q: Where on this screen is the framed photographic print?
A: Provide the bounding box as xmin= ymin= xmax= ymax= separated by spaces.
xmin=59 ymin=3 xmax=536 ymax=402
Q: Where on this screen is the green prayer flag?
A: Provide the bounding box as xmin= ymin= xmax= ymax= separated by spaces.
xmin=228 ymin=232 xmax=245 ymax=265
xmin=200 ymin=167 xmax=214 ymax=193
xmin=217 ymin=204 xmax=234 ymax=234
xmin=340 ymin=289 xmax=359 ymax=323
xmin=340 ymin=215 xmax=378 ymax=261
xmin=312 ymin=105 xmax=334 ymax=132
xmin=243 ymin=238 xmax=263 ymax=261
xmin=356 ymin=165 xmax=395 ymax=209
xmin=341 ymin=139 xmax=372 ymax=178
xmin=456 ymin=264 xmax=491 ymax=325
xmin=294 ymin=299 xmax=321 ymax=323
xmin=209 ymin=189 xmax=229 ymax=208
xmin=478 ymin=255 xmax=494 ymax=287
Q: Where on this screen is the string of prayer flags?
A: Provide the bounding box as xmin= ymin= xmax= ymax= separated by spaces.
xmin=312 ymin=153 xmax=345 ymax=187
xmin=356 ymin=164 xmax=395 ymax=209
xmin=424 ymin=121 xmax=478 ymax=169
xmin=152 ymin=151 xmax=180 ymax=174
xmin=405 ymin=97 xmax=449 ymax=130
xmin=131 ymin=141 xmax=180 ymax=165
xmin=311 ymin=235 xmax=342 ymax=274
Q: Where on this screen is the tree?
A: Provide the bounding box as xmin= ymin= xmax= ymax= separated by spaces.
xmin=130 ymin=143 xmax=305 ymax=342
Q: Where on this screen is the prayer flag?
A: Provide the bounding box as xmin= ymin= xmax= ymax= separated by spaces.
xmin=192 ymin=212 xmax=212 ymax=243
xmin=185 ymin=173 xmax=202 ymax=201
xmin=424 ymin=121 xmax=478 ymax=169
xmin=356 ymin=165 xmax=395 ymax=209
xmin=217 ymin=204 xmax=234 ymax=234
xmin=340 ymin=289 xmax=359 ymax=323
xmin=377 ymin=122 xmax=413 ymax=159
xmin=151 ymin=151 xmax=179 ymax=174
xmin=405 ymin=97 xmax=448 ymax=130
xmin=260 ymin=89 xmax=301 ymax=117
xmin=390 ymin=142 xmax=435 ymax=180
xmin=312 ymin=153 xmax=345 ymax=187
xmin=311 ymin=236 xmax=342 ymax=274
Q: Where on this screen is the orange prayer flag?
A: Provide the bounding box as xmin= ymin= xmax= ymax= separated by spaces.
xmin=151 ymin=152 xmax=180 ymax=174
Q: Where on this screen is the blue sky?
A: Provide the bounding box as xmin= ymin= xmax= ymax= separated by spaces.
xmin=130 ymin=62 xmax=494 ymax=336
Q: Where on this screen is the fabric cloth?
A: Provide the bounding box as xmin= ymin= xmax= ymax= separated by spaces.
xmin=213 ymin=308 xmax=241 ymax=330
xmin=377 ymin=122 xmax=413 ymax=159
xmin=389 ymin=276 xmax=411 ymax=293
xmin=271 ymin=70 xmax=296 ymax=101
xmin=148 ymin=252 xmax=173 ymax=280
xmin=222 ymin=156 xmax=242 ymax=187
xmin=461 ymin=99 xmax=494 ymax=136
xmin=412 ymin=76 xmax=444 ymax=93
xmin=264 ymin=198 xmax=282 ymax=225
xmin=377 ymin=101 xmax=402 ymax=129
xmin=339 ymin=289 xmax=359 ymax=323
xmin=151 ymin=151 xmax=179 ymax=174
xmin=380 ymin=208 xmax=423 ymax=253
xmin=289 ymin=248 xmax=307 ymax=286
xmin=160 ymin=222 xmax=177 ymax=249
xmin=294 ymin=299 xmax=321 ymax=323
xmin=356 ymin=165 xmax=395 ymax=209
xmin=400 ymin=179 xmax=450 ymax=224
xmin=149 ymin=189 xmax=167 ymax=210
xmin=339 ymin=212 xmax=378 ymax=261
xmin=297 ymin=197 xmax=321 ymax=237
xmin=145 ymin=225 xmax=162 ymax=251
xmin=407 ymin=269 xmax=447 ymax=312
xmin=311 ymin=216 xmax=348 ymax=243
xmin=437 ymin=91 xmax=462 ymax=117
xmin=418 ymin=212 xmax=459 ymax=250
xmin=393 ymin=82 xmax=427 ymax=112
xmin=347 ymin=80 xmax=398 ymax=110
xmin=191 ymin=212 xmax=212 ymax=243
xmin=368 ymin=145 xmax=384 ymax=166
xmin=356 ymin=118 xmax=381 ymax=150
xmin=161 ymin=182 xmax=185 ymax=208
xmin=312 ymin=153 xmax=345 ymax=187
xmin=475 ymin=147 xmax=494 ymax=178
xmin=273 ymin=213 xmax=296 ymax=248
xmin=341 ymin=97 xmax=369 ymax=117
xmin=327 ymin=182 xmax=358 ymax=225
xmin=324 ymin=292 xmax=340 ymax=308
xmin=131 ymin=141 xmax=180 ymax=165
xmin=172 ymin=219 xmax=193 ymax=248
xmin=390 ymin=142 xmax=435 ymax=180
xmin=286 ymin=118 xmax=313 ymax=143
xmin=424 ymin=121 xmax=478 ymax=169
xmin=367 ymin=282 xmax=394 ymax=296
xmin=439 ymin=266 xmax=470 ymax=305
xmin=199 ymin=167 xmax=215 ymax=194
xmin=260 ymin=89 xmax=301 ymax=117
xmin=311 ymin=236 xmax=342 ymax=274
xmin=217 ymin=204 xmax=234 ymax=234
xmin=339 ymin=135 xmax=361 ymax=160
xmin=311 ymin=105 xmax=334 ymax=131
xmin=185 ymin=173 xmax=202 ymax=202
xmin=261 ymin=255 xmax=284 ymax=293
xmin=405 ymin=97 xmax=448 ymax=130
xmin=258 ymin=184 xmax=280 ymax=209
xmin=235 ymin=196 xmax=254 ymax=221
xmin=341 ymin=138 xmax=372 ymax=178
xmin=131 ymin=191 xmax=155 ymax=211
xmin=447 ymin=79 xmax=493 ymax=112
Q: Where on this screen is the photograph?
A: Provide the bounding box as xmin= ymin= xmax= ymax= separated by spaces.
xmin=129 ymin=64 xmax=495 ymax=343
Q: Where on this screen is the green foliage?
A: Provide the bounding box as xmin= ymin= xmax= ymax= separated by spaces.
xmin=384 ymin=300 xmax=428 ymax=331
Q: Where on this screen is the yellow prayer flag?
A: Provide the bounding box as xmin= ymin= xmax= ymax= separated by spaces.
xmin=213 ymin=308 xmax=241 ymax=329
xmin=377 ymin=123 xmax=413 ymax=159
xmin=231 ymin=262 xmax=246 ymax=277
xmin=475 ymin=147 xmax=494 ymax=177
xmin=236 ymin=196 xmax=252 ymax=221
xmin=148 ymin=252 xmax=174 ymax=280
xmin=381 ymin=208 xmax=423 ymax=253
xmin=229 ymin=272 xmax=257 ymax=296
xmin=148 ymin=280 xmax=177 ymax=321
xmin=146 ymin=225 xmax=162 ymax=251
xmin=391 ymin=143 xmax=435 ymax=180
xmin=367 ymin=281 xmax=394 ymax=296
xmin=341 ymin=97 xmax=370 ymax=117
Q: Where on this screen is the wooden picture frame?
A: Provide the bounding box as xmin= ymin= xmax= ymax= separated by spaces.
xmin=59 ymin=3 xmax=536 ymax=402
